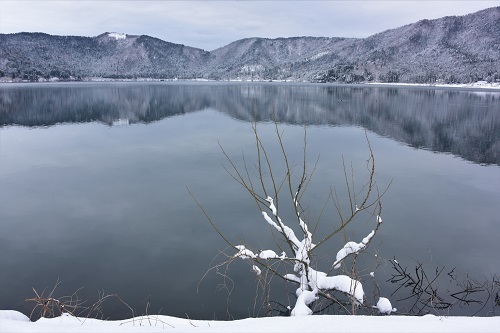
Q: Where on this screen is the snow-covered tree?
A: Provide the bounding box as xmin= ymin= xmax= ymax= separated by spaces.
xmin=194 ymin=122 xmax=389 ymax=316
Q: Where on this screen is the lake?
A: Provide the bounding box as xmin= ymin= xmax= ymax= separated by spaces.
xmin=0 ymin=82 xmax=499 ymax=319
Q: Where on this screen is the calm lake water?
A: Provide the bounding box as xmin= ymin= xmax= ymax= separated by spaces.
xmin=0 ymin=82 xmax=499 ymax=319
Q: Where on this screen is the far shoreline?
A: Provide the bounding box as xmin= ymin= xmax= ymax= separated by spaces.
xmin=1 ymin=77 xmax=499 ymax=92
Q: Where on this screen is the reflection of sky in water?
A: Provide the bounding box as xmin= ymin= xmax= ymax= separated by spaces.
xmin=0 ymin=83 xmax=499 ymax=319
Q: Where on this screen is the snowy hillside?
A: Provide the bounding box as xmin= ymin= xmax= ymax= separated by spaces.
xmin=0 ymin=7 xmax=499 ymax=83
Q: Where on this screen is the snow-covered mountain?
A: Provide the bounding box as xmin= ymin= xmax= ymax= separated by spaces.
xmin=1 ymin=6 xmax=499 ymax=83
xmin=0 ymin=32 xmax=210 ymax=80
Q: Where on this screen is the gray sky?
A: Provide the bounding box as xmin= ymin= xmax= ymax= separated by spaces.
xmin=0 ymin=0 xmax=498 ymax=51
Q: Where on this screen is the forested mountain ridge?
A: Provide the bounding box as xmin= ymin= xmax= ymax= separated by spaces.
xmin=1 ymin=6 xmax=499 ymax=83
xmin=0 ymin=32 xmax=210 ymax=80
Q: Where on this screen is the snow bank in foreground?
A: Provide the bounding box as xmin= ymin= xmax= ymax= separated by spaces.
xmin=0 ymin=310 xmax=29 ymax=322
xmin=0 ymin=311 xmax=498 ymax=333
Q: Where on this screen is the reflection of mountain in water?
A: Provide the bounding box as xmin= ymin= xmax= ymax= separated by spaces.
xmin=0 ymin=84 xmax=211 ymax=126
xmin=1 ymin=83 xmax=499 ymax=165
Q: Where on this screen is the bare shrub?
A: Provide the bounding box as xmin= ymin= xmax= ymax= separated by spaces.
xmin=192 ymin=121 xmax=390 ymax=316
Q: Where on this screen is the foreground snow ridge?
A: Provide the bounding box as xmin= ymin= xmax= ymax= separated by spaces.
xmin=0 ymin=310 xmax=499 ymax=333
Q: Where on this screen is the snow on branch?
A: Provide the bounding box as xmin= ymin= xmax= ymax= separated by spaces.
xmin=234 ymin=245 xmax=257 ymax=259
xmin=262 ymin=197 xmax=301 ymax=248
xmin=332 ymin=229 xmax=376 ymax=269
xmin=313 ymin=273 xmax=364 ymax=305
xmin=287 ymin=268 xmax=365 ymax=306
xmin=259 ymin=250 xmax=287 ymax=260
xmin=235 ymin=246 xmax=287 ymax=261
xmin=294 ymin=192 xmax=312 ymax=243
xmin=284 ymin=274 xmax=301 ymax=284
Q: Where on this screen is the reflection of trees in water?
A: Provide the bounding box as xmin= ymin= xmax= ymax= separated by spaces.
xmin=0 ymin=84 xmax=211 ymax=126
xmin=1 ymin=84 xmax=499 ymax=165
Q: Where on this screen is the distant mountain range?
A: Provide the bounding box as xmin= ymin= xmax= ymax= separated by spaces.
xmin=1 ymin=7 xmax=499 ymax=83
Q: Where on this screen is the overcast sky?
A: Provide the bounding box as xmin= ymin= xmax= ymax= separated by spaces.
xmin=0 ymin=1 xmax=498 ymax=51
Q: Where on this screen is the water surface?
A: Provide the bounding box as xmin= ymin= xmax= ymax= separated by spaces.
xmin=0 ymin=82 xmax=499 ymax=319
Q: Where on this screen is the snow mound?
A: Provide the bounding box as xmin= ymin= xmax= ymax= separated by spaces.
xmin=0 ymin=310 xmax=29 ymax=321
xmin=376 ymin=297 xmax=397 ymax=314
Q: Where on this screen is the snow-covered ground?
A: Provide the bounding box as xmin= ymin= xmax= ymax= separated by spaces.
xmin=1 ymin=310 xmax=499 ymax=333
xmin=364 ymin=81 xmax=500 ymax=89
xmin=2 ymin=77 xmax=500 ymax=90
